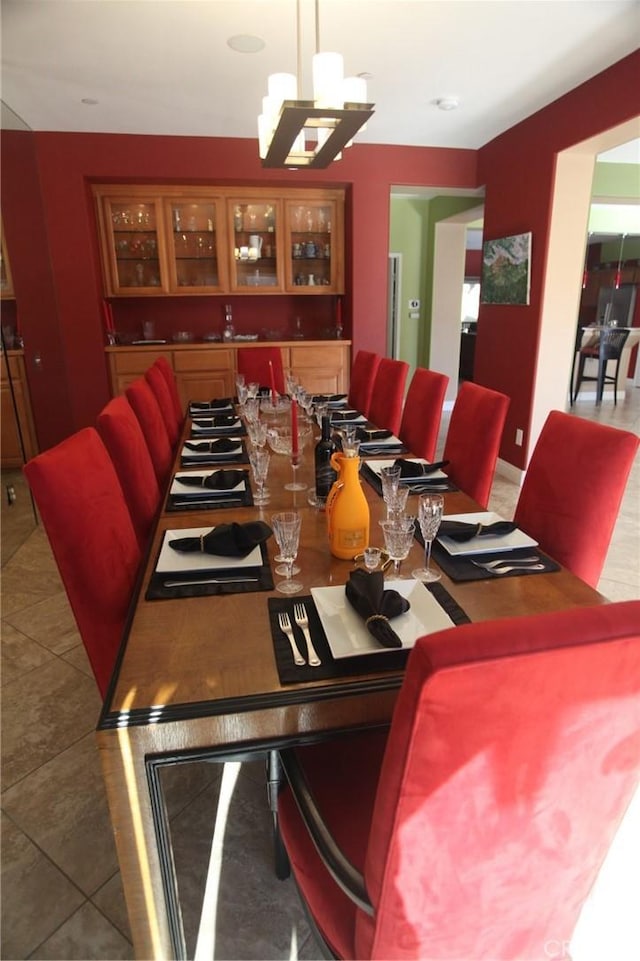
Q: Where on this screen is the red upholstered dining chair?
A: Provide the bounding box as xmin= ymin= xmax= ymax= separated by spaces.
xmin=237 ymin=346 xmax=285 ymax=394
xmin=514 ymin=410 xmax=639 ymax=588
xmin=126 ymin=377 xmax=173 ymax=487
xmin=442 ymin=381 xmax=510 ymax=508
xmin=153 ymin=355 xmax=184 ymax=422
xmin=276 ymin=600 xmax=640 ymax=961
xmin=97 ymin=395 xmax=161 ymax=551
xmin=23 ymin=428 xmax=141 ymax=698
xmin=347 ymin=350 xmax=381 ymax=418
xmin=367 ymin=357 xmax=409 ymax=435
xmin=398 ymin=367 xmax=449 ymax=461
xmin=145 ymin=362 xmax=182 ymax=446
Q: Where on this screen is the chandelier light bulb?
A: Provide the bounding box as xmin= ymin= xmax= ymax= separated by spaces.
xmin=313 ymin=52 xmax=344 ymax=108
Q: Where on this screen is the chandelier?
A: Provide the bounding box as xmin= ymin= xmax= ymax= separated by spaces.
xmin=258 ymin=0 xmax=374 ymax=169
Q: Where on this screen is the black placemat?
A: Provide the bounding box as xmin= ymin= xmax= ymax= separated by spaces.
xmin=166 ymin=470 xmax=254 ymax=512
xmin=269 ymin=583 xmax=470 ymax=685
xmin=189 ymin=398 xmax=235 ymax=415
xmin=420 ymin=532 xmax=561 ymax=582
xmin=145 ymin=540 xmax=273 ymax=600
xmin=180 ymin=440 xmax=249 ymax=467
xmin=361 ymin=462 xmax=458 ymax=496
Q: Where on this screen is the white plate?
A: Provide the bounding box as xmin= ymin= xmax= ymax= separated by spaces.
xmin=310 ymin=579 xmax=454 ymax=659
xmin=192 ymin=418 xmax=242 ymax=433
xmin=365 ymin=458 xmax=448 ymax=482
xmin=181 ymin=440 xmax=244 ymax=460
xmin=170 ymin=472 xmax=246 ymax=496
xmin=156 ymin=527 xmax=262 ymax=574
xmin=190 ymin=404 xmax=234 ymax=415
xmin=359 ymin=433 xmax=404 ymax=449
xmin=437 ymin=511 xmax=538 ymax=556
xmin=331 ymin=412 xmax=367 ymax=423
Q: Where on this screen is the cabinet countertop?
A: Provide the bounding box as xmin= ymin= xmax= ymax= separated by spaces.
xmin=105 ymin=339 xmax=351 ymax=351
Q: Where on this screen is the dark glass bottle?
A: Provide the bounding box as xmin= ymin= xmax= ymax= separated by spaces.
xmin=315 ymin=415 xmax=338 ymax=500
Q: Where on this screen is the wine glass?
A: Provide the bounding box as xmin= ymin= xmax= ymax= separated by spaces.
xmin=271 ymin=512 xmax=303 ymax=594
xmin=272 ymin=517 xmax=301 ymax=576
xmin=380 ymin=464 xmax=402 ymax=508
xmin=380 ymin=515 xmax=416 ymax=578
xmin=249 ymin=448 xmax=270 ymax=505
xmin=384 ymin=484 xmax=409 ymax=519
xmin=235 ymin=372 xmax=245 ymax=397
xmin=247 ymin=418 xmax=267 ymax=449
xmin=412 ymin=493 xmax=444 ymax=582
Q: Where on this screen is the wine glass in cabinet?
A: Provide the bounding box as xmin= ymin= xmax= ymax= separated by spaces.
xmin=165 ymin=198 xmax=228 ymax=294
xmin=284 ymin=194 xmax=344 ymax=294
xmin=228 ymin=198 xmax=282 ymax=292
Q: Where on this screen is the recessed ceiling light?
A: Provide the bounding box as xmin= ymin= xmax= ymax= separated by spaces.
xmin=227 ymin=35 xmax=265 ymax=54
xmin=81 ymin=98 xmax=99 ymax=105
xmin=435 ymin=97 xmax=460 ymax=112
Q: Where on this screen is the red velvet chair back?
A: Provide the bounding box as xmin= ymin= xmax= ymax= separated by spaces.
xmin=125 ymin=377 xmax=173 ymax=487
xmin=348 ymin=350 xmax=381 ymax=417
xmin=355 ymin=601 xmax=640 ymax=959
xmin=398 ymin=367 xmax=449 ymax=460
xmin=97 ymin=395 xmax=161 ymax=551
xmin=368 ymin=358 xmax=409 ymax=435
xmin=153 ymin=355 xmax=183 ymax=422
xmin=237 ymin=347 xmax=285 ymax=394
xmin=514 ymin=410 xmax=639 ymax=587
xmin=443 ymin=381 xmax=510 ymax=508
xmin=145 ymin=363 xmax=181 ymax=446
xmin=23 ymin=428 xmax=141 ymax=699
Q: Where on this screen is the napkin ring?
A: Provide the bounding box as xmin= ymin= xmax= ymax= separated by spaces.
xmin=365 ymin=614 xmax=389 ymax=627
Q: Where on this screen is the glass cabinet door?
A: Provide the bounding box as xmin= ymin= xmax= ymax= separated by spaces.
xmin=166 ymin=199 xmax=228 ymax=293
xmin=228 ymin=199 xmax=281 ymax=292
xmin=284 ymin=199 xmax=342 ymax=293
xmin=1 ymin=221 xmax=15 ymax=299
xmin=103 ymin=198 xmax=167 ymax=294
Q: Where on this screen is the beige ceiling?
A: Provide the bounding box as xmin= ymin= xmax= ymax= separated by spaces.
xmin=2 ymin=0 xmax=639 ymax=150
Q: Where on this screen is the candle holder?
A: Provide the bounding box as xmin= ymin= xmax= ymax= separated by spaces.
xmin=266 ymin=426 xmax=312 ymax=491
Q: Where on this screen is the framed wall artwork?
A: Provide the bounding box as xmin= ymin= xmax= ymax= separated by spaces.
xmin=481 ymin=232 xmax=532 ymax=305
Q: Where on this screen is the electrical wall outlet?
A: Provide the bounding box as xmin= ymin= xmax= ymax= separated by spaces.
xmin=408 ymin=298 xmax=420 ymax=310
xmin=515 ymin=429 xmax=524 ymax=446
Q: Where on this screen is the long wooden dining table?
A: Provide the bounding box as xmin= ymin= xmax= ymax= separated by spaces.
xmin=96 ymin=401 xmax=607 ymax=960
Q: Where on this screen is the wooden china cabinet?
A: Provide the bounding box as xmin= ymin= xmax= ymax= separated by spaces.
xmin=93 ymin=185 xmax=344 ymax=298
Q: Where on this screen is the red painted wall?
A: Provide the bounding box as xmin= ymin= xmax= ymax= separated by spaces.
xmin=476 ymin=50 xmax=640 ymax=468
xmin=1 ymin=131 xmax=476 ymax=449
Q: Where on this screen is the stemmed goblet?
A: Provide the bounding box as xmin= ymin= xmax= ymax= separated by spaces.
xmin=384 ymin=484 xmax=409 ymax=519
xmin=271 ymin=512 xmax=303 ymax=594
xmin=380 ymin=515 xmax=416 ymax=578
xmin=412 ymin=493 xmax=444 ymax=582
xmin=380 ymin=464 xmax=402 ymax=510
xmin=249 ymin=448 xmax=270 ymax=506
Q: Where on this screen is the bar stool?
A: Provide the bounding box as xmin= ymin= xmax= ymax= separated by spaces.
xmin=571 ymin=327 xmax=629 ymax=405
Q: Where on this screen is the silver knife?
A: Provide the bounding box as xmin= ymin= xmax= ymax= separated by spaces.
xmin=163 ymin=575 xmax=260 ymax=587
xmin=171 ymin=497 xmax=244 ymax=507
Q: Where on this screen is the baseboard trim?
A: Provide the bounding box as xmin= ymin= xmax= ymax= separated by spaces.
xmin=496 ymin=457 xmax=524 ymax=486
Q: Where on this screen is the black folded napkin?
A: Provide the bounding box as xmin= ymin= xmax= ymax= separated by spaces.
xmin=169 ymin=521 xmax=272 ymax=558
xmin=312 ymin=393 xmax=347 ymax=403
xmin=331 ymin=409 xmax=361 ymax=421
xmin=438 ymin=520 xmax=517 ymax=542
xmin=194 ymin=415 xmax=238 ymax=428
xmin=345 ymin=569 xmax=411 ymax=649
xmin=190 ymin=398 xmax=234 ymax=410
xmin=357 ymin=427 xmax=392 ymax=442
xmin=393 ymin=458 xmax=449 ymax=478
xmin=176 ymin=469 xmax=244 ymax=491
xmin=184 ymin=439 xmax=241 ymax=454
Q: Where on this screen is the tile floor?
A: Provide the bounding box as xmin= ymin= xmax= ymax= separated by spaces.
xmin=1 ymin=391 xmax=638 ymax=961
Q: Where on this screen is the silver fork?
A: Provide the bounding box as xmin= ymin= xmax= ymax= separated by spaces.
xmin=473 ymin=555 xmax=541 ymax=569
xmin=471 ymin=560 xmax=545 ymax=574
xmin=278 ymin=611 xmax=305 ymax=666
xmin=293 ymin=603 xmax=321 ymax=667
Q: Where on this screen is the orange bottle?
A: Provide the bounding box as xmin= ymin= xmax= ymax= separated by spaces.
xmin=326 ymin=451 xmax=370 ymax=559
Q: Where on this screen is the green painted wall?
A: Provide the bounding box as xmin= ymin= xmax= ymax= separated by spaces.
xmin=593 ymin=163 xmax=640 ymax=199
xmin=389 ymin=197 xmax=431 ymax=371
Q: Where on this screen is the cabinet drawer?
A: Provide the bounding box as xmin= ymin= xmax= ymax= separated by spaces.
xmin=112 ymin=349 xmax=173 ymax=374
xmin=173 ymin=349 xmax=234 ymax=372
xmin=289 ymin=345 xmax=347 ymax=368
